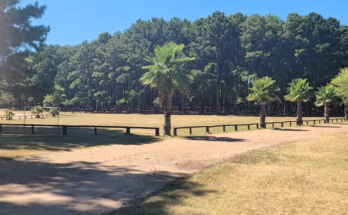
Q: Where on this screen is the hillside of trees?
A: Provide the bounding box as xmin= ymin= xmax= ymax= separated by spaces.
xmin=1 ymin=10 xmax=348 ymax=115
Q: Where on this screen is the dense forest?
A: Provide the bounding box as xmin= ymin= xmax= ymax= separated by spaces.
xmin=1 ymin=2 xmax=348 ymax=115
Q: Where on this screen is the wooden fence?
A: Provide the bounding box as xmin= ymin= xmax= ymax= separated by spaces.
xmin=0 ymin=114 xmax=51 ymax=120
xmin=265 ymin=118 xmax=346 ymax=128
xmin=174 ymin=118 xmax=346 ymax=136
xmin=0 ymin=124 xmax=160 ymax=136
xmin=173 ymin=123 xmax=259 ymax=136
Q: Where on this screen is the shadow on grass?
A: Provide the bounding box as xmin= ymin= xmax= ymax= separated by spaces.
xmin=110 ymin=177 xmax=215 ymax=215
xmin=0 ymin=126 xmax=160 ymax=151
xmin=184 ymin=136 xmax=245 ymax=142
xmin=0 ymin=159 xmax=197 ymax=215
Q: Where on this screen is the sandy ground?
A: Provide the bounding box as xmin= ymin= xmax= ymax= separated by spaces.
xmin=1 ymin=123 xmax=348 ymax=215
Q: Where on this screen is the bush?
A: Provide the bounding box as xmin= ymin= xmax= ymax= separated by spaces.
xmin=4 ymin=110 xmax=15 ymax=120
xmin=31 ymin=106 xmax=44 ymax=118
xmin=49 ymin=108 xmax=59 ymax=116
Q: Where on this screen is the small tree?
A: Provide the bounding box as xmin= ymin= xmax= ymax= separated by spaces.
xmin=140 ymin=42 xmax=195 ymax=136
xmin=284 ymin=78 xmax=313 ymax=125
xmin=31 ymin=106 xmax=44 ymax=118
xmin=247 ymin=76 xmax=280 ymax=128
xmin=314 ymin=85 xmax=337 ymax=123
xmin=5 ymin=110 xmax=15 ymax=120
xmin=331 ymin=67 xmax=348 ymax=120
xmin=49 ymin=108 xmax=59 ymax=117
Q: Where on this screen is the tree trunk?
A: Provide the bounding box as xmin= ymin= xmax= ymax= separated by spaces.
xmin=324 ymin=102 xmax=329 ymax=123
xmin=296 ymin=99 xmax=303 ymax=125
xmin=162 ymin=92 xmax=173 ymax=136
xmin=345 ymin=104 xmax=348 ymax=121
xmin=260 ymin=104 xmax=266 ymax=128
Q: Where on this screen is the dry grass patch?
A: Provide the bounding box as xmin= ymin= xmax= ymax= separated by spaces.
xmin=111 ymin=131 xmax=348 ymax=215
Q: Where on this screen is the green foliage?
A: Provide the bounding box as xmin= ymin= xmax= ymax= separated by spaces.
xmin=284 ymin=79 xmax=313 ymax=102
xmin=4 ymin=110 xmax=15 ymax=120
xmin=140 ymin=42 xmax=195 ymax=98
xmin=247 ymin=76 xmax=280 ymax=105
xmin=314 ymin=85 xmax=337 ymax=107
xmin=49 ymin=108 xmax=59 ymax=116
xmin=43 ymin=85 xmax=66 ymax=107
xmin=331 ymin=68 xmax=348 ymax=104
xmin=31 ymin=106 xmax=44 ymax=118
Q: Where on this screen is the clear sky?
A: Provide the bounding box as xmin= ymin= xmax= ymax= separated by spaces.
xmin=19 ymin=0 xmax=348 ymax=46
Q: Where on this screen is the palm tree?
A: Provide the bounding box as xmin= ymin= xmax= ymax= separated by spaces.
xmin=284 ymin=78 xmax=313 ymax=125
xmin=331 ymin=67 xmax=348 ymax=120
xmin=247 ymin=76 xmax=280 ymax=128
xmin=140 ymin=42 xmax=195 ymax=136
xmin=314 ymin=85 xmax=337 ymax=123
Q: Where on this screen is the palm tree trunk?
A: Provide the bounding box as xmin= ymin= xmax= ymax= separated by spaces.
xmin=345 ymin=104 xmax=348 ymax=121
xmin=260 ymin=104 xmax=266 ymax=128
xmin=162 ymin=93 xmax=173 ymax=136
xmin=324 ymin=102 xmax=329 ymax=123
xmin=296 ymin=99 xmax=303 ymax=125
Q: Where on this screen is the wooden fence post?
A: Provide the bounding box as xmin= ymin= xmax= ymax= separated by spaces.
xmin=63 ymin=126 xmax=67 ymax=135
xmin=248 ymin=124 xmax=250 ymax=130
xmin=126 ymin=127 xmax=130 ymax=134
xmin=235 ymin=125 xmax=238 ymax=131
xmin=0 ymin=124 xmax=2 ymax=133
xmin=223 ymin=126 xmax=226 ymax=132
xmin=174 ymin=128 xmax=177 ymax=136
xmin=281 ymin=122 xmax=284 ymax=127
xmin=257 ymin=124 xmax=259 ymax=129
xmin=206 ymin=127 xmax=209 ymax=133
xmin=94 ymin=127 xmax=97 ymax=135
xmin=155 ymin=128 xmax=160 ymax=136
xmin=189 ymin=128 xmax=192 ymax=134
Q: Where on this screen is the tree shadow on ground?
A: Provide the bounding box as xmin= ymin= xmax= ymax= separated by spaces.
xmin=184 ymin=136 xmax=244 ymax=142
xmin=0 ymin=159 xmax=213 ymax=215
xmin=0 ymin=127 xmax=160 ymax=152
xmin=309 ymin=125 xmax=342 ymax=128
xmin=272 ymin=128 xmax=308 ymax=132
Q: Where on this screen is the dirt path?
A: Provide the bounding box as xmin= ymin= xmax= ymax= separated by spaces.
xmin=1 ymin=124 xmax=347 ymax=215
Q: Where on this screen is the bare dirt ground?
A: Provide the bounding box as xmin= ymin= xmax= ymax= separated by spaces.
xmin=1 ymin=123 xmax=348 ymax=215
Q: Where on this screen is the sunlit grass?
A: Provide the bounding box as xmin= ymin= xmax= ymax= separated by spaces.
xmin=111 ymin=131 xmax=348 ymax=215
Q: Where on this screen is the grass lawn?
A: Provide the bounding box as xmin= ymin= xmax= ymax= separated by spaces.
xmin=110 ymin=131 xmax=348 ymax=215
xmin=0 ymin=110 xmax=330 ymax=136
xmin=0 ymin=109 xmax=342 ymax=159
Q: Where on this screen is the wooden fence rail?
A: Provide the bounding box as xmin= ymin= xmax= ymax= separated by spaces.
xmin=265 ymin=118 xmax=345 ymax=128
xmin=0 ymin=124 xmax=160 ymax=136
xmin=173 ymin=123 xmax=259 ymax=136
xmin=0 ymin=114 xmax=51 ymax=120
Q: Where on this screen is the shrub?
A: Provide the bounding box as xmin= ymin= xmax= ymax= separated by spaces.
xmin=31 ymin=106 xmax=44 ymax=118
xmin=5 ymin=110 xmax=15 ymax=120
xmin=49 ymin=108 xmax=59 ymax=116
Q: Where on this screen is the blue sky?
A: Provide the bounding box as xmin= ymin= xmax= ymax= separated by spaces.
xmin=19 ymin=0 xmax=348 ymax=46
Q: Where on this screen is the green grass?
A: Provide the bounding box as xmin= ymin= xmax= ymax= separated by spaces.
xmin=110 ymin=131 xmax=348 ymax=215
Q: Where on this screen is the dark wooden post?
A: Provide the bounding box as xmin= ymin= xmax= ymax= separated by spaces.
xmin=235 ymin=125 xmax=238 ymax=131
xmin=31 ymin=125 xmax=34 ymax=134
xmin=126 ymin=127 xmax=130 ymax=134
xmin=0 ymin=124 xmax=2 ymax=133
xmin=248 ymin=124 xmax=250 ymax=130
xmin=272 ymin=123 xmax=274 ymax=128
xmin=281 ymin=122 xmax=284 ymax=127
xmin=63 ymin=126 xmax=67 ymax=135
xmin=189 ymin=128 xmax=192 ymax=134
xmin=174 ymin=128 xmax=177 ymax=136
xmin=94 ymin=127 xmax=97 ymax=135
xmin=257 ymin=124 xmax=259 ymax=129
xmin=155 ymin=128 xmax=160 ymax=136
xmin=223 ymin=126 xmax=226 ymax=132
xmin=206 ymin=127 xmax=209 ymax=133
xmin=289 ymin=121 xmax=292 ymax=126
xmin=314 ymin=120 xmax=316 ymax=125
